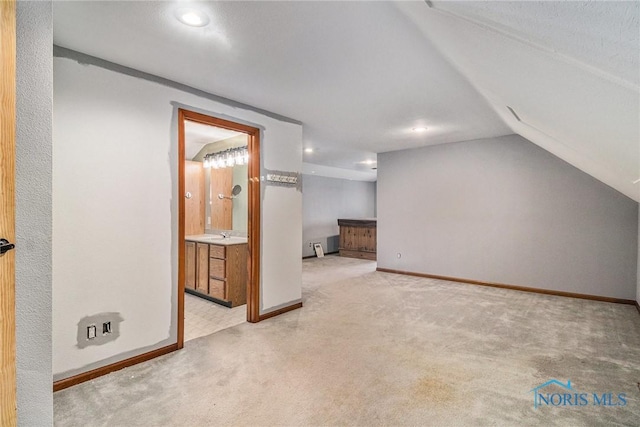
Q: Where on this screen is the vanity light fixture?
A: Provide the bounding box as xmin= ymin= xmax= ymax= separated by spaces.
xmin=175 ymin=8 xmax=210 ymax=27
xmin=203 ymin=146 xmax=248 ymax=169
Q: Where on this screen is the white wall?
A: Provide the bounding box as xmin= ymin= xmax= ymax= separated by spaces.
xmin=378 ymin=134 xmax=638 ymax=300
xmin=302 ymin=175 xmax=376 ymax=257
xmin=232 ymin=164 xmax=248 ymax=232
xmin=53 ymin=53 xmax=302 ymax=380
xmin=16 ymin=2 xmax=53 ymax=425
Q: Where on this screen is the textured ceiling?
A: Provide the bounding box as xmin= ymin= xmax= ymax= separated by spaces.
xmin=53 ymin=1 xmax=639 ymax=199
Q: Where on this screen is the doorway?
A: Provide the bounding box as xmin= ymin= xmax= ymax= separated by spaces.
xmin=177 ymin=109 xmax=261 ymax=348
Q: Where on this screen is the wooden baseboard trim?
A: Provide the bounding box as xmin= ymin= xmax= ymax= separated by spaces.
xmin=635 ymin=301 xmax=640 ymax=315
xmin=53 ymin=343 xmax=179 ymax=392
xmin=259 ymin=302 xmax=303 ymax=321
xmin=302 ymin=251 xmax=338 ymax=260
xmin=376 ymin=268 xmax=636 ymax=305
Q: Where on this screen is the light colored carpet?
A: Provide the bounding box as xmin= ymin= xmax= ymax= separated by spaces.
xmin=184 ymin=293 xmax=246 ymax=342
xmin=54 ymin=255 xmax=640 ymax=426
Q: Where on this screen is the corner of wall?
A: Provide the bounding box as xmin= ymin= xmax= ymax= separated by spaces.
xmin=637 ymin=206 xmax=639 ymax=304
xmin=16 ymin=1 xmax=54 ymax=425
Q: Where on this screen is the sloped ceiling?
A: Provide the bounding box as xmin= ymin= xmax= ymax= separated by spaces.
xmin=52 ymin=1 xmax=639 ymax=199
xmin=396 ymin=1 xmax=639 ymax=201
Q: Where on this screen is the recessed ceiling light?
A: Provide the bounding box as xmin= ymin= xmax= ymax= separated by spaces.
xmin=412 ymin=127 xmax=428 ymax=133
xmin=304 ymin=148 xmax=313 ymax=153
xmin=175 ymin=8 xmax=210 ymax=27
xmin=361 ymin=160 xmax=376 ymax=165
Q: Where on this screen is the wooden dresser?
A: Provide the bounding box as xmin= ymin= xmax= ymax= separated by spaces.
xmin=338 ymin=218 xmax=377 ymax=260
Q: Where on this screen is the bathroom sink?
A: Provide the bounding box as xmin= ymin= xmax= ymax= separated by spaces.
xmin=186 ymin=234 xmax=247 ymax=245
xmin=205 ymin=236 xmax=225 ymax=241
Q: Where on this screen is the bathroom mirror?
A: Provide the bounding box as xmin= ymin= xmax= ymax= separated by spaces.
xmin=184 ymin=120 xmax=249 ymax=234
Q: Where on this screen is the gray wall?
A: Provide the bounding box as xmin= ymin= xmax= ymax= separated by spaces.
xmin=16 ymin=1 xmax=53 ymax=425
xmin=378 ymin=134 xmax=638 ymax=300
xmin=302 ymin=174 xmax=376 ymax=257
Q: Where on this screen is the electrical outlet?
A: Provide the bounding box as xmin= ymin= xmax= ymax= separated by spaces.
xmin=77 ymin=312 xmax=123 ymax=348
xmin=102 ymin=321 xmax=112 ymax=335
xmin=87 ymin=325 xmax=97 ymax=340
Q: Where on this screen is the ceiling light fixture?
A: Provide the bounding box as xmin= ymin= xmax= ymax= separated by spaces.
xmin=304 ymin=148 xmax=313 ymax=153
xmin=361 ymin=160 xmax=376 ymax=165
xmin=203 ymin=146 xmax=248 ymax=169
xmin=175 ymin=8 xmax=210 ymax=27
xmin=412 ymin=127 xmax=428 ymax=133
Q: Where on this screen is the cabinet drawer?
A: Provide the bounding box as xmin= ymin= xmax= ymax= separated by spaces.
xmin=209 ymin=258 xmax=225 ymax=279
xmin=209 ymin=278 xmax=226 ymax=300
xmin=209 ymin=244 xmax=226 ymax=260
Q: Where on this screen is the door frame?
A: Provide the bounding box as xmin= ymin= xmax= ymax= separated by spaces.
xmin=177 ymin=109 xmax=261 ymax=348
xmin=0 ymin=0 xmax=16 ymax=423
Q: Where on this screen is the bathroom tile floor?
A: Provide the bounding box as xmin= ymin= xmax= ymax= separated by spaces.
xmin=183 ymin=293 xmax=246 ymax=342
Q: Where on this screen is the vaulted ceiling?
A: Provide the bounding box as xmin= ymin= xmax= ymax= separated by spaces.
xmin=53 ymin=1 xmax=639 ymax=200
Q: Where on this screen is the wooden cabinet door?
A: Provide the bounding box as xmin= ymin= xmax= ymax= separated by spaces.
xmin=341 ymin=226 xmax=356 ymax=250
xmin=196 ymin=243 xmax=209 ymax=294
xmin=185 ymin=161 xmax=205 ymax=235
xmin=185 ymin=242 xmax=196 ymax=290
xmin=209 ymin=278 xmax=226 ymax=300
xmin=209 ymin=258 xmax=226 ymax=280
xmin=210 ymin=167 xmax=232 ymax=229
xmin=361 ymin=227 xmax=375 ymax=252
xmin=226 ymin=244 xmax=248 ymax=306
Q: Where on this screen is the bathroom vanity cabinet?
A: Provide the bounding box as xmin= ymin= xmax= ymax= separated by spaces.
xmin=338 ymin=218 xmax=377 ymax=260
xmin=184 ymin=237 xmax=248 ymax=307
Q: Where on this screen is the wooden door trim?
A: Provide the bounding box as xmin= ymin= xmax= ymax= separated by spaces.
xmin=246 ymin=129 xmax=261 ymax=323
xmin=177 ymin=109 xmax=261 ymax=349
xmin=0 ymin=0 xmax=16 ymax=423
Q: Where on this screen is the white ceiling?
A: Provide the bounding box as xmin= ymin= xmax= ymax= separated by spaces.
xmin=53 ymin=1 xmax=639 ymax=200
xmin=184 ymin=120 xmax=243 ymax=160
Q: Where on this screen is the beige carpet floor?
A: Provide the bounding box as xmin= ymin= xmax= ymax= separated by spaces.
xmin=54 ymin=255 xmax=640 ymax=426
